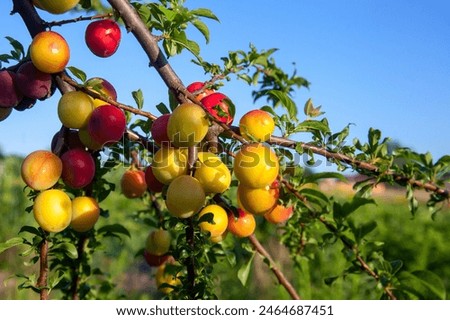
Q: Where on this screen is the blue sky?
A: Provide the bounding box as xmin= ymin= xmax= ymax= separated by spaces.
xmin=0 ymin=0 xmax=449 ymax=167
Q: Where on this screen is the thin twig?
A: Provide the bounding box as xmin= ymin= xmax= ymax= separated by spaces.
xmin=248 ymin=234 xmax=301 ymax=300
xmin=269 ymin=135 xmax=449 ymax=198
xmin=46 ymin=13 xmax=113 ymax=28
xmin=61 ymin=75 xmax=158 ymax=120
xmin=282 ymin=177 xmax=397 ymax=300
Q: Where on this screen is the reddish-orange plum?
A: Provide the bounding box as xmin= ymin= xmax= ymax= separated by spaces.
xmin=200 ymin=92 xmax=235 ymax=125
xmin=186 ymin=81 xmax=214 ymax=101
xmin=121 ymin=169 xmax=147 ymax=198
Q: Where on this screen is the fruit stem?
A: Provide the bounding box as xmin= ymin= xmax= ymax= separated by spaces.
xmin=37 ymin=232 xmax=49 ymax=300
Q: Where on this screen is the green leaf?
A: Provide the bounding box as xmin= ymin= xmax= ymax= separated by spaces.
xmin=296 ymin=120 xmax=330 ymax=134
xmin=191 ymin=8 xmax=220 ymax=21
xmin=398 ymin=270 xmax=446 ymax=299
xmin=237 ymin=251 xmax=256 ymax=286
xmin=267 ymin=90 xmax=297 ymax=118
xmin=300 ymin=188 xmax=330 ymax=207
xmin=352 ymin=221 xmax=377 ymax=242
xmin=52 ymin=242 xmax=78 ymax=259
xmin=19 ymin=226 xmax=42 ymax=237
xmin=97 ymin=224 xmax=131 ymax=238
xmin=5 ymin=36 xmax=24 ymax=59
xmin=132 ymin=89 xmax=144 ymax=109
xmin=156 ymin=102 xmax=170 ymax=115
xmin=0 ymin=237 xmax=24 ymax=254
xmin=67 ymin=66 xmax=87 ymax=83
xmin=192 ymin=19 xmax=210 ymax=43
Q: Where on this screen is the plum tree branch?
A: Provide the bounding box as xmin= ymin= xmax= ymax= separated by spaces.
xmin=37 ymin=234 xmax=49 ymax=300
xmin=106 ymin=0 xmax=187 ymax=104
xmin=60 ymin=75 xmax=158 ymax=120
xmin=248 ymin=234 xmax=301 ymax=300
xmin=45 ymin=12 xmax=113 ymax=28
xmin=269 ymin=135 xmax=449 ymax=199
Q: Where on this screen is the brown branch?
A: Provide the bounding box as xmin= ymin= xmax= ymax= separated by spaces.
xmin=46 ymin=13 xmax=114 ymax=28
xmin=269 ymin=134 xmax=449 ymax=199
xmin=37 ymin=235 xmax=49 ymax=300
xmin=61 ymin=75 xmax=158 ymax=120
xmin=248 ymin=234 xmax=301 ymax=300
xmin=107 ymin=0 xmax=187 ymax=104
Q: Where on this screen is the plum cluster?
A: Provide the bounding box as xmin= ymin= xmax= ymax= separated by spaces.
xmin=0 ymin=61 xmax=55 ymax=119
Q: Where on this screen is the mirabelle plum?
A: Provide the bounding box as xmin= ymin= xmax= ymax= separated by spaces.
xmin=21 ymin=150 xmax=62 ymax=191
xmin=237 ymin=181 xmax=279 ymax=215
xmin=57 ymin=91 xmax=94 ymax=129
xmin=30 ymin=31 xmax=70 ymax=74
xmin=71 ymin=196 xmax=100 ymax=232
xmin=155 ymin=261 xmax=181 ymax=294
xmin=33 ymin=0 xmax=80 ymax=14
xmin=264 ymin=204 xmax=294 ymax=224
xmin=151 ymin=146 xmax=188 ymax=185
xmin=198 ymin=204 xmax=228 ymax=238
xmin=233 ymin=143 xmax=279 ymax=188
xmin=165 ymin=175 xmax=205 ymax=218
xmin=194 ymin=152 xmax=231 ymax=194
xmin=33 ymin=189 xmax=72 ymax=233
xmin=145 ymin=229 xmax=171 ymax=256
xmin=167 ymin=103 xmax=209 ymax=147
xmin=239 ymin=109 xmax=275 ymax=142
